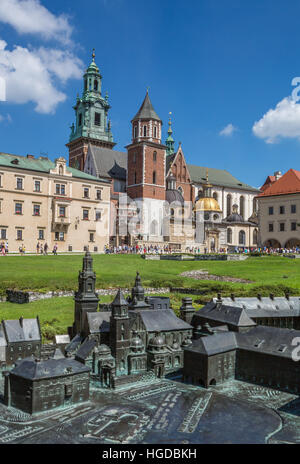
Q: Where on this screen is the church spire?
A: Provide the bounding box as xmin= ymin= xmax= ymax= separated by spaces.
xmin=165 ymin=112 xmax=175 ymax=156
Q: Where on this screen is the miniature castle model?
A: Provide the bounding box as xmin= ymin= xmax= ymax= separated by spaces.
xmin=2 ymin=253 xmax=300 ymax=416
xmin=66 ymin=252 xmax=193 ymax=388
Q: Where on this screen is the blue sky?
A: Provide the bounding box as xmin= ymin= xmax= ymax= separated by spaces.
xmin=1 ymin=0 xmax=300 ymax=188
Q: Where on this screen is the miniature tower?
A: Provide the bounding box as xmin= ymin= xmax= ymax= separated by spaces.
xmin=129 ymin=272 xmax=150 ymax=310
xmin=180 ymin=297 xmax=195 ymax=325
xmin=73 ymin=251 xmax=99 ymax=337
xmin=165 ymin=112 xmax=175 ymax=156
xmin=110 ymin=289 xmax=131 ymax=374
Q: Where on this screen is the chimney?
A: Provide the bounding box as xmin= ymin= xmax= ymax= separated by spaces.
xmin=26 ymin=154 xmax=34 ymax=159
xmin=274 ymin=171 xmax=282 ymax=181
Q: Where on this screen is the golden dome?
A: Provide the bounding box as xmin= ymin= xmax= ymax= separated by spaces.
xmin=194 ymin=197 xmax=222 ymax=212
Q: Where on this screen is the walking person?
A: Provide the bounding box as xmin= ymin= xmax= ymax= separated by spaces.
xmin=36 ymin=242 xmax=40 ymax=254
xmin=52 ymin=243 xmax=58 ymax=255
xmin=44 ymin=242 xmax=48 ymax=255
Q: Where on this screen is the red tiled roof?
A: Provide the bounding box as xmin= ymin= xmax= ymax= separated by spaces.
xmin=258 ymin=169 xmax=300 ymax=197
xmin=260 ymin=175 xmax=276 ymax=192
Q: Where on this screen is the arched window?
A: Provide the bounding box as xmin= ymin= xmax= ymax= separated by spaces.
xmin=213 ymin=192 xmax=218 ymax=201
xmin=170 ymin=208 xmax=175 ymax=217
xmin=240 ymin=196 xmax=245 ymax=219
xmin=153 ymin=171 xmax=156 ymax=184
xmin=239 ymin=230 xmax=246 ymax=245
xmin=153 ymin=151 xmax=157 ymax=162
xmin=154 ymin=126 xmax=157 ymax=138
xmin=227 ymin=228 xmax=232 ymax=244
xmin=253 ymin=229 xmax=258 ymax=245
xmin=143 ymin=125 xmax=147 ymax=137
xmin=227 ymin=194 xmax=232 ymax=216
xmin=94 ymin=79 xmax=98 ymax=91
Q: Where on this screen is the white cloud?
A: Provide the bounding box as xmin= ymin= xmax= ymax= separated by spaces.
xmin=252 ymin=97 xmax=300 ymax=144
xmin=0 ymin=40 xmax=83 ymax=114
xmin=0 ymin=113 xmax=12 ymax=123
xmin=219 ymin=123 xmax=238 ymax=137
xmin=0 ymin=0 xmax=72 ymax=44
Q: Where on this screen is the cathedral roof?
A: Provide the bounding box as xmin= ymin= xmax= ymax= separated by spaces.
xmin=132 ymin=92 xmax=162 ymax=122
xmin=187 ymin=164 xmax=259 ymax=192
xmin=87 ymin=145 xmax=127 ymax=180
xmin=134 ymin=308 xmax=192 ymax=332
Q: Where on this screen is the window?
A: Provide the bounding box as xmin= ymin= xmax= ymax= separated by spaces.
xmin=279 ymin=223 xmax=285 ymax=232
xmin=78 ymin=113 xmax=82 ymax=127
xmin=134 ymin=171 xmax=137 ymax=184
xmin=170 ymin=208 xmax=174 ymax=217
xmin=56 ymin=184 xmax=65 ymax=195
xmin=94 ymin=112 xmax=101 ymax=126
xmin=59 ymin=206 xmax=66 ymax=217
xmin=95 ymin=211 xmax=101 ymax=221
xmin=152 ymin=171 xmax=156 ymax=184
xmin=83 ymin=209 xmax=89 ymax=220
xmin=291 ymin=204 xmax=296 ymax=214
xmin=16 ymin=229 xmax=22 ymax=240
xmin=55 ymin=232 xmax=64 ymax=241
xmin=227 ymin=228 xmax=232 ymax=244
xmin=269 ymin=223 xmax=274 ymax=232
xmin=153 ymin=151 xmax=157 ymax=162
xmin=34 ymin=180 xmax=41 ymax=192
xmin=134 ymin=126 xmax=137 ymax=138
xmin=16 ymin=178 xmax=23 ymax=190
xmin=33 ymin=204 xmax=40 ymax=216
xmin=15 ymin=203 xmax=22 ymax=214
xmin=239 ymin=230 xmax=246 ymax=245
xmin=291 ymin=222 xmax=297 ymax=231
xmin=94 ymin=79 xmax=98 ymax=91
xmin=84 ymin=187 xmax=89 ymax=198
xmin=89 ymin=233 xmax=94 ymax=242
xmin=96 ymin=190 xmax=101 ymax=200
xmin=279 ymin=206 xmax=285 ymax=214
xmin=269 ymin=206 xmax=274 ymax=215
xmin=240 ymin=196 xmax=245 ymax=219
xmin=154 ymin=126 xmax=157 ymax=138
xmin=38 ymin=229 xmax=44 ymax=240
xmin=1 ymin=229 xmax=6 ymax=239
xmin=226 ymin=194 xmax=232 ymax=216
xmin=143 ymin=125 xmax=147 ymax=137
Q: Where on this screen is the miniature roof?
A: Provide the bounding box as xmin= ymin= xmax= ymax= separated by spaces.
xmin=75 ymin=338 xmax=97 ymax=361
xmin=87 ymin=145 xmax=127 ymax=180
xmin=134 ymin=308 xmax=192 ymax=332
xmin=186 ymin=332 xmax=238 ymax=356
xmin=258 ymin=169 xmax=300 ymax=197
xmin=2 ymin=318 xmax=41 ymax=343
xmin=236 ymin=325 xmax=300 ymax=359
xmin=112 ymin=289 xmax=128 ymax=306
xmin=11 ymin=357 xmax=90 ymax=380
xmin=86 ymin=312 xmax=111 ymax=333
xmin=65 ymin=333 xmax=83 ymax=353
xmin=195 ymin=302 xmax=256 ymax=327
xmin=132 ymin=92 xmax=161 ymax=122
xmin=212 ymin=296 xmax=300 ymax=318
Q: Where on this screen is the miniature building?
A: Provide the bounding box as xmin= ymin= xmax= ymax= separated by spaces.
xmin=67 ymin=252 xmax=193 ymax=386
xmin=184 ymin=326 xmax=300 ymax=395
xmin=0 ymin=317 xmax=41 ymax=367
xmin=4 ymin=357 xmax=90 ymax=414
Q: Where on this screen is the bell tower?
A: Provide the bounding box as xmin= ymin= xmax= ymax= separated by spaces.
xmin=67 ymin=50 xmax=115 ymax=171
xmin=73 ymin=251 xmax=99 ymax=337
xmin=110 ymin=289 xmax=131 ymax=375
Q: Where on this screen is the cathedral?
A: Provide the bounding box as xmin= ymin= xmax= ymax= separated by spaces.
xmin=67 ymin=52 xmax=259 ymax=252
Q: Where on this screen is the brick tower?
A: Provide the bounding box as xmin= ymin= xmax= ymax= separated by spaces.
xmin=66 ymin=50 xmax=115 ymax=171
xmin=126 ymin=91 xmax=167 ymax=241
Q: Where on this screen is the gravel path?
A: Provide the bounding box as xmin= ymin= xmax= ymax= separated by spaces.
xmin=180 ymin=269 xmax=253 ymax=283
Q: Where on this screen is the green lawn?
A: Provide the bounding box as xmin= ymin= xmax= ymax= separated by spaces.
xmin=0 ymin=292 xmax=202 ymax=343
xmin=0 ymin=254 xmax=299 ymax=297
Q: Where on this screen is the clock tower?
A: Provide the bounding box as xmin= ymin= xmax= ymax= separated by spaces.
xmin=67 ymin=50 xmax=115 ymax=171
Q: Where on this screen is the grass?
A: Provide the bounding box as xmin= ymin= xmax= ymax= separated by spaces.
xmin=0 ymin=292 xmax=203 ymax=343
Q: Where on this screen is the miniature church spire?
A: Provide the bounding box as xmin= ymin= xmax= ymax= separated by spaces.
xmin=166 ymin=112 xmax=175 ymax=156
